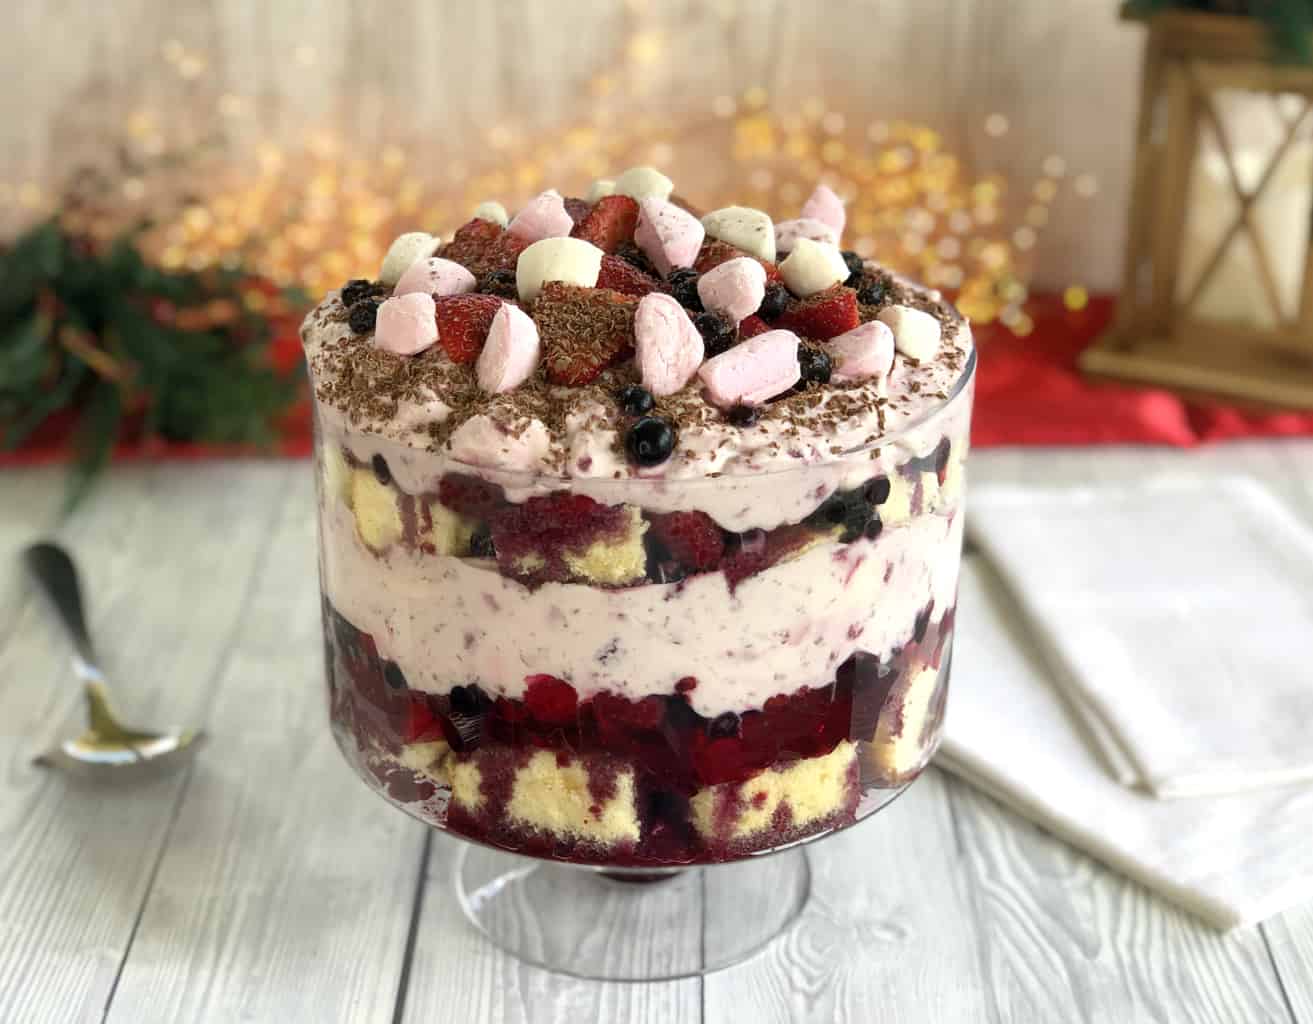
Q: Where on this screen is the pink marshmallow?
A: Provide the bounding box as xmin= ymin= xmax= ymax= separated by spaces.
xmin=801 ymin=184 xmax=845 ymax=235
xmin=634 ymin=198 xmax=705 ymax=276
xmin=507 ymin=190 xmax=575 ymax=242
xmin=634 ymin=293 xmax=704 ymax=397
xmin=696 ymin=257 xmax=766 ymax=325
xmin=697 ymin=329 xmax=801 ymax=408
xmin=374 ymin=293 xmax=438 ymax=356
xmin=476 ymin=303 xmax=541 ymax=393
xmin=774 ymin=217 xmax=839 ymax=253
xmin=824 ymin=320 xmax=895 ymax=382
xmin=392 ymin=257 xmax=477 ymax=299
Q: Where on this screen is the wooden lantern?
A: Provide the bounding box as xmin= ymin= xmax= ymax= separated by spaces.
xmin=1083 ymin=9 xmax=1313 ymax=408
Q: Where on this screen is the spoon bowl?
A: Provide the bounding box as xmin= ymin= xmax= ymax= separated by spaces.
xmin=24 ymin=542 xmax=204 ymax=777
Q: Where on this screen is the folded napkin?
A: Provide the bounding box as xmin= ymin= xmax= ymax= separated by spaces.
xmin=940 ymin=559 xmax=1313 ymax=929
xmin=966 ymin=476 xmax=1313 ymax=799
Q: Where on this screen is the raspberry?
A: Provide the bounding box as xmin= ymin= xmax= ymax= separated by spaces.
xmin=648 ymin=511 xmax=724 ymax=572
xmin=534 ymin=282 xmax=636 ymax=385
xmin=402 ymin=693 xmax=445 ymax=744
xmin=524 ymin=674 xmax=579 ymax=726
xmin=434 ymin=293 xmax=503 ymax=363
xmin=776 ymin=286 xmax=860 ymax=340
xmin=572 ymin=195 xmax=640 ymax=253
xmin=596 ymin=254 xmax=665 ymax=297
xmin=737 ymin=314 xmax=770 ymax=340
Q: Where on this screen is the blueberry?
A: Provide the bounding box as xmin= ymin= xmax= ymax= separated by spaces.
xmin=616 ymin=242 xmax=656 ymax=274
xmin=480 ymin=269 xmax=518 ymax=299
xmin=841 ymin=250 xmax=864 ymax=287
xmin=341 ymin=279 xmax=375 ymax=307
xmin=383 ymin=661 xmax=407 ymax=691
xmin=667 ymin=268 xmax=703 ymax=311
xmin=468 ymin=527 xmax=495 ymax=558
xmin=857 ymin=279 xmax=887 ymax=306
xmin=371 ymin=454 xmax=391 ymax=485
xmin=694 ymin=311 xmax=735 ymax=357
xmin=348 ymin=297 xmax=381 ymax=334
xmin=757 ymin=283 xmax=789 ymax=321
xmin=727 ymin=403 xmax=760 ymax=427
xmin=862 ymin=476 xmax=892 ymax=505
xmin=863 ymin=517 xmax=884 ymax=540
xmin=618 ymin=384 xmax=655 ymax=416
xmin=797 ymin=346 xmax=832 ymax=387
xmin=709 ymin=712 xmax=741 ymax=739
xmin=626 ymin=416 xmax=677 ymax=466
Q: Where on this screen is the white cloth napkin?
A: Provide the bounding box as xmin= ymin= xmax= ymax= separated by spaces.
xmin=940 ymin=558 xmax=1313 ymax=930
xmin=965 ymin=476 xmax=1313 ymax=798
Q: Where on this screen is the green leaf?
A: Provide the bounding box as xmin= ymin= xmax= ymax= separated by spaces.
xmin=63 ymin=379 xmax=122 ymax=516
xmin=3 ymin=361 xmax=86 ymax=449
xmin=0 ymin=220 xmax=63 ymax=321
xmin=0 ymin=312 xmax=51 ymax=395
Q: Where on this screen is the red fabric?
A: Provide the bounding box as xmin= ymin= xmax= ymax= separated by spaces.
xmin=3 ymin=293 xmax=1311 ymax=468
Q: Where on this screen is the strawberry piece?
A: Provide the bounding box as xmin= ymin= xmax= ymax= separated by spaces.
xmin=775 ymin=286 xmax=860 ymax=340
xmin=738 ymin=314 xmax=771 ymax=339
xmin=439 ymin=218 xmax=529 ymax=276
xmin=437 ymin=474 xmax=508 ymax=521
xmin=572 ymin=195 xmax=640 ymax=253
xmin=648 ymin=511 xmax=725 ymax=573
xmin=434 ymin=293 xmax=503 ymax=363
xmin=534 ymin=282 xmax=636 ymax=385
xmin=524 ymin=674 xmax=579 ymax=725
xmin=596 ymin=254 xmax=665 ymax=298
xmin=722 ymin=525 xmax=816 ymax=590
xmin=403 ymin=693 xmax=445 ymax=744
xmin=694 ymin=239 xmax=785 ymax=286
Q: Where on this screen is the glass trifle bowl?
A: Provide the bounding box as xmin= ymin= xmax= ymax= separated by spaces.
xmin=304 ymin=172 xmax=975 ymax=979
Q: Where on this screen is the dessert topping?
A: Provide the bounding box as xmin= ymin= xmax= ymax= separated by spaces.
xmin=697 ymin=329 xmax=801 ymax=408
xmin=776 ymin=286 xmax=860 ymax=339
xmin=824 ymin=320 xmax=895 ymax=382
xmin=595 ymin=254 xmax=665 ymax=297
xmin=693 ymin=310 xmax=736 ymax=357
xmin=476 ymin=303 xmax=541 ymax=394
xmin=700 ymin=206 xmax=776 ymax=262
xmin=348 ymin=297 xmax=381 ymax=334
xmin=695 ymin=256 xmax=766 ymax=325
xmin=380 ymin=231 xmax=442 ymax=286
xmin=515 ymin=236 xmax=604 ymax=301
xmin=634 ymin=197 xmax=705 ymax=277
xmin=392 ymin=257 xmax=477 ymax=300
xmin=613 ymin=165 xmax=675 ymax=203
xmin=472 ymin=200 xmax=509 ymax=227
xmin=625 ymin=415 xmax=677 ymax=466
xmin=796 ymin=345 xmax=833 ymax=388
xmin=507 ymin=189 xmax=575 ymax=243
xmin=666 ymin=267 xmax=702 ymax=310
xmin=572 ymin=195 xmax=640 ymax=253
xmin=373 ymin=293 xmax=437 ymax=356
xmin=535 ymin=282 xmax=635 ymax=385
xmin=775 ymin=217 xmax=839 ymax=253
xmin=780 ymin=238 xmax=849 ymax=297
xmin=617 ymin=384 xmax=654 ymax=416
xmin=737 ymin=314 xmax=770 ymax=339
xmin=633 ymin=292 xmax=704 ymax=397
xmin=757 ymin=282 xmax=790 ymax=320
xmin=434 ymin=293 xmax=502 ymax=363
xmin=800 ymin=183 xmax=846 ymax=234
xmin=878 ymin=304 xmax=942 ymax=361
xmin=587 ymin=178 xmax=617 ymax=201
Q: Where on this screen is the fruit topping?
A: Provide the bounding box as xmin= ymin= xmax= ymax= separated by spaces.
xmin=757 ymin=283 xmax=790 ymax=321
xmin=737 ymin=314 xmax=771 ymax=340
xmin=434 ymin=293 xmax=503 ymax=364
xmin=775 ymin=286 xmax=860 ymax=340
xmin=693 ymin=311 xmax=736 ymax=357
xmin=440 ymin=218 xmax=530 ymax=278
xmin=534 ymin=282 xmax=636 ymax=385
xmin=796 ymin=345 xmax=833 ymax=388
xmin=666 ymin=267 xmax=703 ymax=310
xmin=595 ymin=254 xmax=665 ymax=297
xmin=572 ymin=194 xmax=641 ymax=253
xmin=348 ymin=298 xmax=381 ymax=334
xmin=618 ymin=384 xmax=655 ymax=416
xmin=647 ymin=510 xmax=725 ymax=573
xmin=625 ymin=416 xmax=677 ymax=466
xmin=727 ymin=403 xmax=760 ymax=426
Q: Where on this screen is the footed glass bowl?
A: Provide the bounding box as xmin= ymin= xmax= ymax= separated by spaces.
xmin=315 ymin=350 xmax=974 ymax=979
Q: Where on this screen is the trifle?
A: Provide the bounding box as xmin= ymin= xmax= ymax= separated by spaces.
xmin=305 ymin=167 xmax=974 ymax=869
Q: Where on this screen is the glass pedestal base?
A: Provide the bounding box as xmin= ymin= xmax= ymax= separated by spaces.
xmin=453 ymin=842 xmax=811 ymax=981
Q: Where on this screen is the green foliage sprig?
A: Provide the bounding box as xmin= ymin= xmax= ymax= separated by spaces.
xmin=1126 ymin=0 xmax=1313 ymax=64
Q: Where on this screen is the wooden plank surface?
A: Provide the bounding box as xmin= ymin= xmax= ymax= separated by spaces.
xmin=0 ymin=0 xmax=1141 ymax=291
xmin=2 ymin=443 xmax=1313 ymax=1022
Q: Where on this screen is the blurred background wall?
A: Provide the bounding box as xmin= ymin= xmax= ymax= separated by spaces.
xmin=0 ymin=0 xmax=1141 ymax=293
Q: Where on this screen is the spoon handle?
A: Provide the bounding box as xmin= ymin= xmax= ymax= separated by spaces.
xmin=24 ymin=542 xmax=102 ymax=680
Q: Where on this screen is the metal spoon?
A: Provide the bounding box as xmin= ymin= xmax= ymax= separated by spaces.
xmin=24 ymin=541 xmax=204 ymax=776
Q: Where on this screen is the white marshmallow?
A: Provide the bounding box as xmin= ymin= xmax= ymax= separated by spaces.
xmin=380 ymin=232 xmax=441 ymax=286
xmin=614 ymin=166 xmax=674 ymax=203
xmin=877 ymin=304 xmax=942 ymax=361
xmin=774 ymin=217 xmax=839 ymax=253
xmin=477 ymin=303 xmax=541 ymax=393
xmin=472 ymin=200 xmax=509 ymax=227
xmin=588 ymin=178 xmax=617 ymax=202
xmin=779 ymin=238 xmax=849 ymax=297
xmin=701 ymin=206 xmax=776 ymax=262
xmin=801 ymin=183 xmax=846 ymax=235
xmin=516 ymin=237 xmax=604 ymax=302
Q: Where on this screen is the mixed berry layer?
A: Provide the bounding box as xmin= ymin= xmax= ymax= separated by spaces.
xmin=325 ymin=600 xmax=954 ymax=864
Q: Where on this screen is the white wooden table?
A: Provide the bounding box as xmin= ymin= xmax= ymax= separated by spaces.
xmin=3 ymin=442 xmax=1312 ymax=1023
